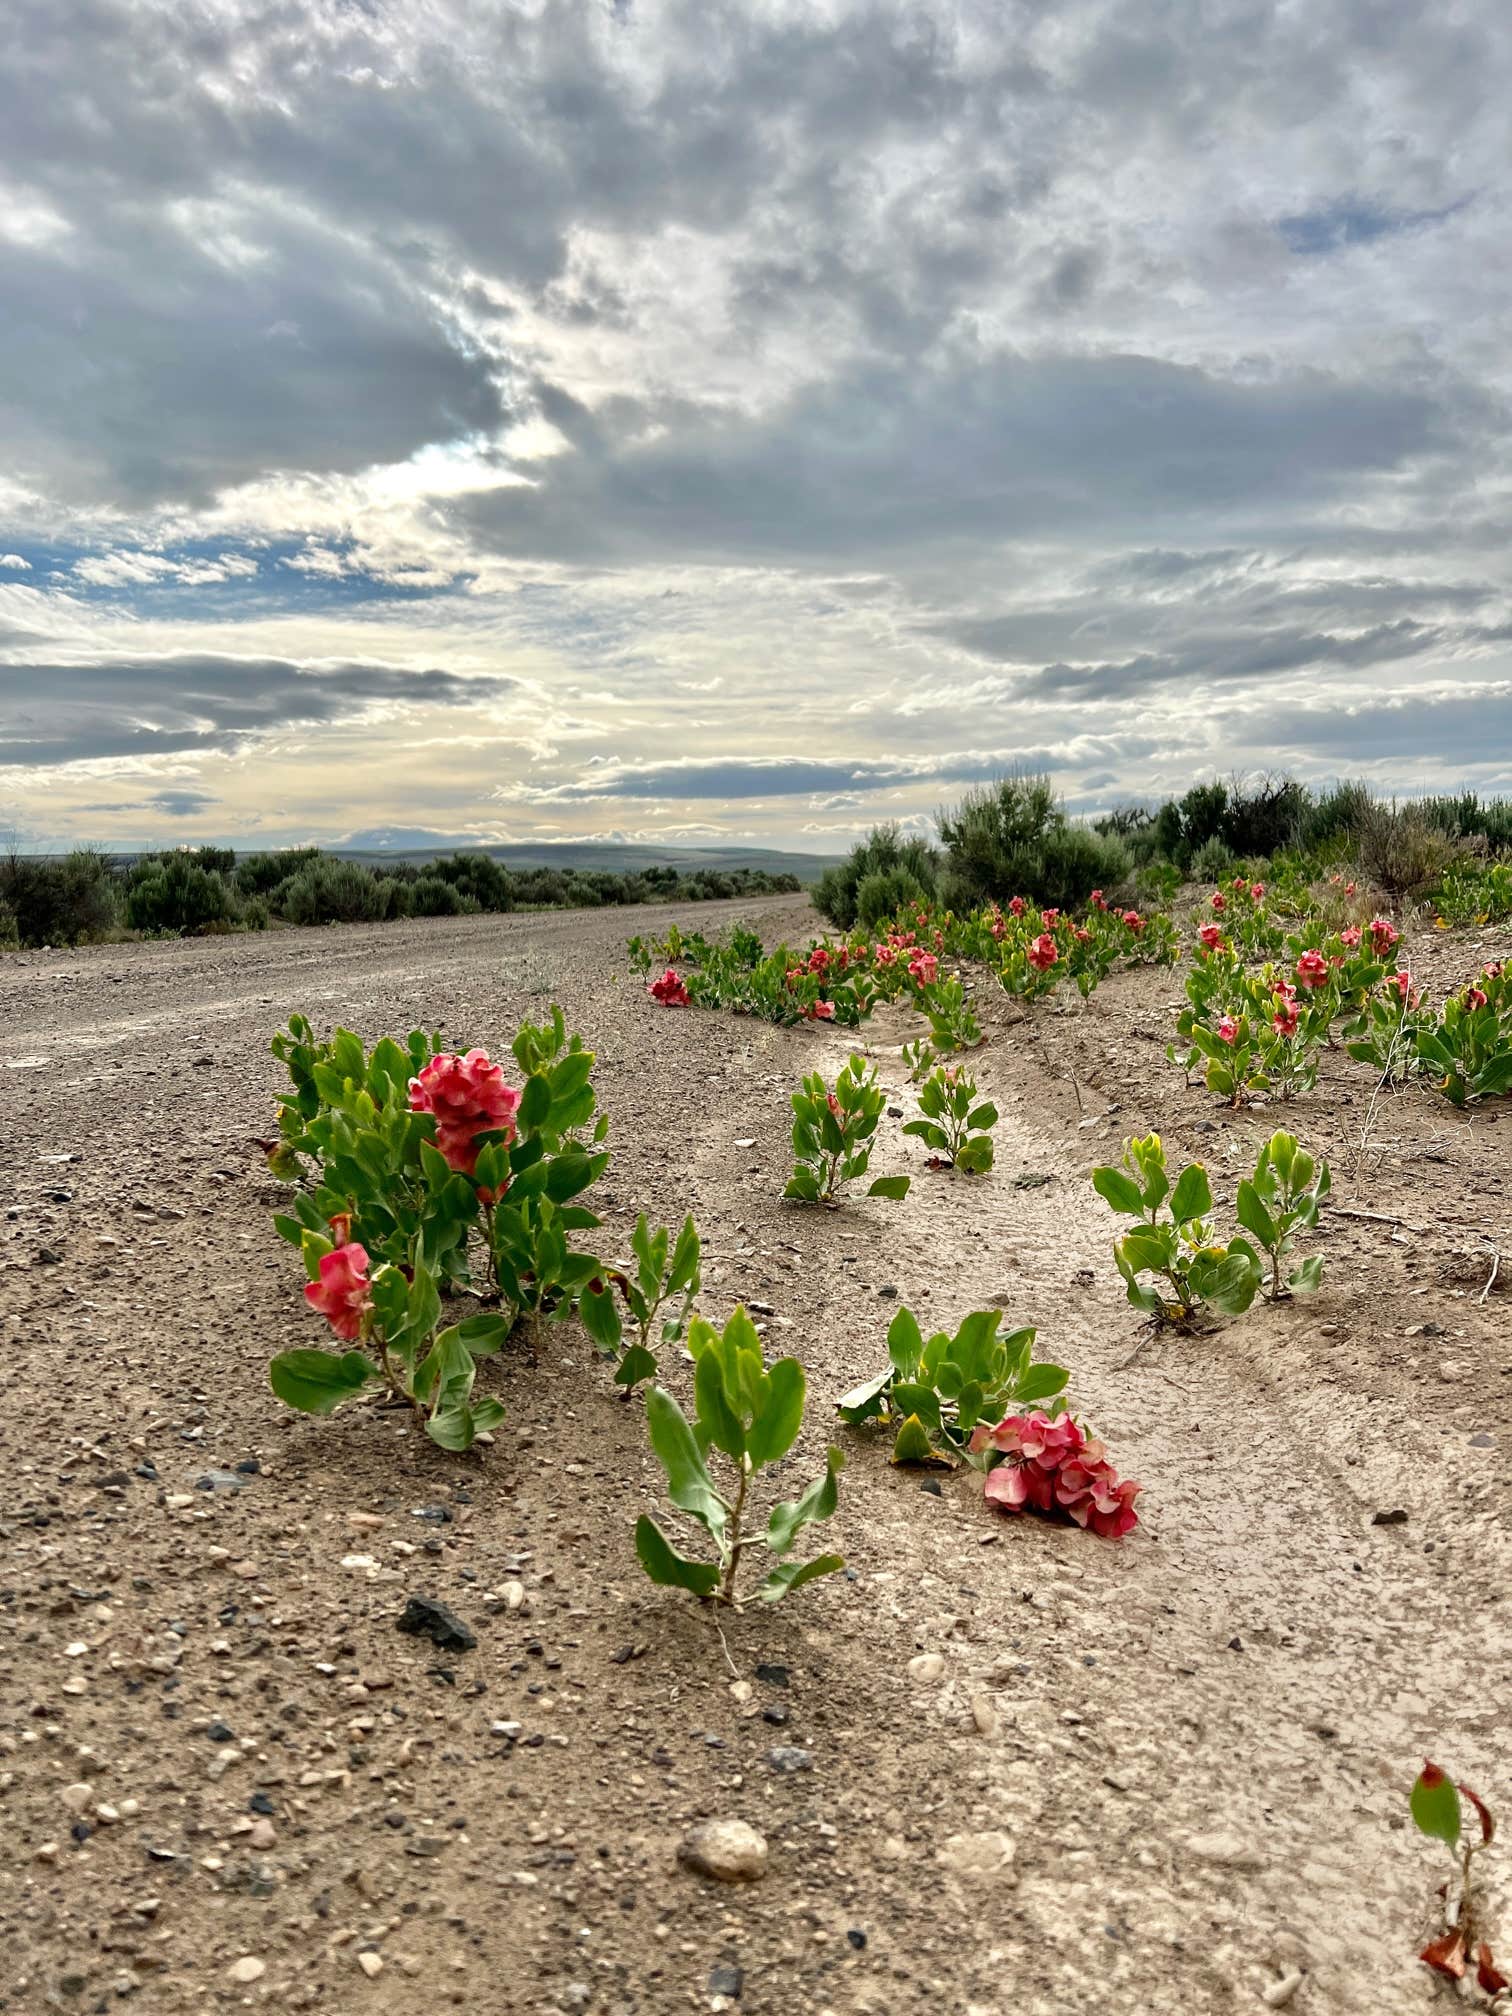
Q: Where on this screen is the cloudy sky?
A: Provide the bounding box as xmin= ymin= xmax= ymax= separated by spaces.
xmin=3 ymin=0 xmax=1511 ymax=853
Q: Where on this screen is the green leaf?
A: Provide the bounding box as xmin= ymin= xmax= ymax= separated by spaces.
xmin=518 ymin=1073 xmax=552 ymax=1132
xmin=1288 ymin=1254 xmax=1325 ymax=1293
xmin=754 ymin=1553 xmax=845 ymax=1602
xmin=1194 ymin=1249 xmax=1261 ymax=1316
xmin=1170 ymin=1163 xmax=1214 ymax=1224
xmin=966 ymin=1102 xmax=998 ymax=1130
xmin=765 ymin=1446 xmax=844 ymax=1553
xmin=269 ymin=1349 xmax=378 ymax=1415
xmin=1091 ymin=1167 xmax=1145 ymax=1217
xmin=747 ymin=1357 xmax=805 ymax=1469
xmin=784 ymin=1170 xmax=822 ymax=1202
xmin=1235 ymin=1179 xmax=1277 ymax=1250
xmin=446 ymin=1312 xmax=509 ymax=1356
xmin=634 ymin=1515 xmax=720 ymax=1598
xmin=613 ymin=1343 xmax=659 ymax=1390
xmin=886 ymin=1306 xmax=924 ymax=1376
xmin=890 ymin=1413 xmax=937 ymax=1465
xmin=579 ymin=1283 xmax=623 ymax=1354
xmin=644 ymin=1386 xmax=729 ymax=1541
xmin=1014 ymin=1361 xmax=1069 ymax=1404
xmin=834 ymin=1368 xmax=893 ymax=1424
xmin=1411 ymin=1767 xmax=1462 ymax=1849
xmin=867 ymin=1174 xmax=911 ymax=1200
xmin=272 ymin=1213 xmax=306 ymax=1249
xmin=693 ymin=1348 xmax=748 ymax=1463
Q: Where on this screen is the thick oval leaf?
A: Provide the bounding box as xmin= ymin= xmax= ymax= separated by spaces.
xmin=755 ymin=1553 xmax=845 ymax=1602
xmin=867 ymin=1174 xmax=911 ymax=1200
xmin=634 ymin=1514 xmax=720 ymax=1598
xmin=1170 ymin=1163 xmax=1214 ymax=1224
xmin=1091 ymin=1167 xmax=1145 ymax=1217
xmin=766 ymin=1446 xmax=844 ymax=1552
xmin=747 ymin=1357 xmax=806 ymax=1470
xmin=578 ymin=1284 xmax=623 ymax=1354
xmin=1235 ymin=1179 xmax=1277 ymax=1250
xmin=1411 ymin=1766 xmax=1462 ymax=1849
xmin=644 ymin=1385 xmax=729 ymax=1540
xmin=269 ymin=1349 xmax=378 ymax=1415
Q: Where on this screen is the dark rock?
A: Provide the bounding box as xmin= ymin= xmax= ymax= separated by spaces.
xmin=249 ymin=1793 xmax=275 ymax=1816
xmin=395 ymin=1595 xmax=477 ymax=1651
xmin=709 ymin=1966 xmax=743 ymax=1997
xmin=847 ymin=1929 xmax=867 ymax=1950
xmin=1371 ymin=1508 xmax=1409 ymax=1526
xmin=205 ymin=1721 xmax=234 ymax=1743
xmin=194 ymin=1470 xmax=250 ymax=1494
xmin=761 ymin=1705 xmax=788 ymax=1727
xmin=754 ymin=1663 xmax=789 ymax=1689
xmin=877 ymin=1283 xmax=898 ymax=1299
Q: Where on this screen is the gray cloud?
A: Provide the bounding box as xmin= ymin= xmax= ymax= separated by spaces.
xmin=0 ymin=655 xmax=516 ymax=769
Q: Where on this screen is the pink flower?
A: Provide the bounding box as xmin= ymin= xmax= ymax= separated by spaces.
xmin=852 ymin=943 xmax=869 ymax=962
xmin=1008 ymin=896 xmax=1026 ymax=918
xmin=1090 ymin=889 xmax=1107 ymax=911
xmin=649 ymin=968 xmax=692 ymax=1008
xmin=977 ymin=1410 xmax=1140 ymax=1540
xmin=1211 ymin=892 xmax=1227 ymax=913
xmin=907 ymin=951 xmax=939 ymax=986
xmin=1122 ymin=910 xmax=1145 ymax=933
xmin=1466 ymin=986 xmax=1489 ymax=1010
xmin=989 ymin=911 xmax=1007 ymax=941
xmin=1251 ymin=882 xmax=1265 ymax=901
xmin=1074 ymin=925 xmax=1092 ymax=943
xmin=808 ymin=947 xmax=831 ymax=972
xmin=1368 ymin=917 xmax=1400 ymax=957
xmin=409 ymin=1048 xmax=523 ymax=1175
xmin=305 ymin=1242 xmax=372 ymax=1342
xmin=805 ymin=1000 xmax=836 ymax=1021
xmin=1485 ymin=962 xmax=1504 ymax=980
xmin=1198 ymin=924 xmax=1224 ymax=952
xmin=827 ymin=1091 xmax=843 ymax=1118
xmin=1041 ymin=908 xmax=1061 ymax=929
xmin=1215 ymin=1015 xmax=1239 ymax=1045
xmin=1346 ymin=881 xmax=1357 ymax=897
xmin=875 ymin=945 xmax=896 ymax=967
xmin=1272 ymin=1000 xmax=1299 ymax=1038
xmin=1232 ymin=875 xmax=1247 ymax=891
xmin=1388 ymin=968 xmax=1418 ymax=1004
xmin=1295 ymin=949 xmax=1330 ymax=989
xmin=1027 ymin=933 xmax=1059 ymax=972
xmin=1340 ymin=925 xmax=1362 ymax=948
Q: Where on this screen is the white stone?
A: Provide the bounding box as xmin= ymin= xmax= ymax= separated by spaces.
xmin=678 ymin=1819 xmax=769 ymax=1883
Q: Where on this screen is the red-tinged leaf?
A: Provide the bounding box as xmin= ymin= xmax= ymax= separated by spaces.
xmin=1418 ymin=1759 xmax=1447 ymax=1789
xmin=1476 ymin=1944 xmax=1508 ymax=1995
xmin=1459 ymin=1781 xmax=1496 ymax=1846
xmin=1418 ymin=1929 xmax=1466 ymax=1980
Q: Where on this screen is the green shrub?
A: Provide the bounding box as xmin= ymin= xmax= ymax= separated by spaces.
xmin=0 ymin=848 xmax=123 ymax=947
xmin=276 ymin=858 xmax=392 ymax=925
xmin=937 ymin=777 xmax=1129 ymax=908
xmin=407 ymin=875 xmax=476 ymax=917
xmin=814 ymin=825 xmax=940 ymax=930
xmin=125 ymin=855 xmax=236 ymax=934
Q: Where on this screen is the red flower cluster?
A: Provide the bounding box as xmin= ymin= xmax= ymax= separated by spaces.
xmin=972 ymin=1411 xmax=1141 ymax=1539
xmin=1090 ymin=889 xmax=1107 ymax=911
xmin=1027 ymin=932 xmax=1058 ymax=971
xmin=1388 ymin=969 xmax=1420 ymax=1006
xmin=1198 ymin=923 xmax=1225 ymax=952
xmin=1368 ymin=916 xmax=1400 ymax=957
xmin=1340 ymin=925 xmax=1362 ymax=948
xmin=804 ymin=1000 xmax=836 ymax=1021
xmin=907 ymin=950 xmax=939 ymax=986
xmin=1216 ymin=1015 xmax=1239 ymax=1044
xmin=1008 ymin=896 xmax=1026 ymax=918
xmin=409 ymin=1048 xmax=523 ymax=1175
xmin=305 ymin=1241 xmax=372 ymax=1341
xmin=1211 ymin=892 xmax=1227 ymax=913
xmin=1271 ymin=980 xmax=1299 ymax=1038
xmin=1295 ymin=949 xmax=1330 ymax=989
xmin=1122 ymin=909 xmax=1144 ymax=933
xmin=650 ymin=968 xmax=691 ymax=1006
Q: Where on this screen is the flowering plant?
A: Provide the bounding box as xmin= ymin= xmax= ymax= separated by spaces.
xmin=1415 ymin=967 xmax=1512 ymax=1105
xmin=975 ymin=1410 xmax=1141 ymax=1539
xmin=903 ymin=1064 xmax=998 ymax=1172
xmin=274 ymin=1221 xmax=510 ymax=1449
xmin=268 ymin=1007 xmax=612 ymax=1445
xmin=635 ymin=1307 xmax=844 ymax=1607
xmin=1410 ymin=1763 xmax=1504 ymax=1992
xmin=785 ymin=1054 xmax=911 ymax=1205
xmin=649 ymin=968 xmax=690 ymax=1006
xmin=1236 ymin=1130 xmax=1329 ymax=1299
xmin=835 ymin=1305 xmax=1067 ymax=1465
xmin=1092 ymin=1134 xmax=1262 ymax=1323
xmin=580 ymin=1212 xmax=702 ymax=1392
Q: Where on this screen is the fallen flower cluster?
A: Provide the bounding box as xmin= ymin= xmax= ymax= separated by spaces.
xmin=971 ymin=1410 xmax=1141 ymax=1538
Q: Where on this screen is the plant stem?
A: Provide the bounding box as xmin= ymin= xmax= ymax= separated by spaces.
xmin=721 ymin=1461 xmax=750 ymax=1607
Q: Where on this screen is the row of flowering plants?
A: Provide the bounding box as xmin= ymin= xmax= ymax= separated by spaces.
xmin=267 ymin=1007 xmax=613 ymax=1448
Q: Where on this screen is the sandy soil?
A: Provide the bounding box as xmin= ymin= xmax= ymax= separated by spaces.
xmin=2 ymin=896 xmax=1509 ymax=2016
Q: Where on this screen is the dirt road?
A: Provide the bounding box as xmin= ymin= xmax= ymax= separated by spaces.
xmin=2 ymin=899 xmax=1508 ymax=2014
